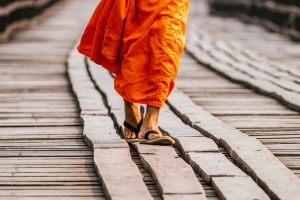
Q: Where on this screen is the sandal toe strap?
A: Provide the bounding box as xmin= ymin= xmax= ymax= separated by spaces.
xmin=123 ymin=121 xmax=138 ymax=133
xmin=123 ymin=119 xmax=143 ymax=134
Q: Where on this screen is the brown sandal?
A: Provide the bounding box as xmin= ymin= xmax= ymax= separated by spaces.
xmin=139 ymin=130 xmax=175 ymax=146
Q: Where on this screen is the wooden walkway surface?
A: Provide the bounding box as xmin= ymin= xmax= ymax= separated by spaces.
xmin=0 ymin=1 xmax=105 ymax=199
xmin=185 ymin=0 xmax=300 ymax=177
xmin=1 ymin=0 xmax=300 ymax=199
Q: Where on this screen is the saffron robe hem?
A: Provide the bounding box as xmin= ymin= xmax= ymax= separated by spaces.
xmin=77 ymin=0 xmax=189 ymax=107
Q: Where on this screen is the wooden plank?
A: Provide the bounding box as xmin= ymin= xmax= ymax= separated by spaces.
xmin=0 ymin=117 xmax=81 ymax=126
xmin=94 ymin=148 xmax=152 ymax=200
xmin=0 ymin=181 xmax=100 ymax=186
xmin=133 ymin=143 xmax=205 ymax=196
xmin=163 ymin=194 xmax=206 ymax=200
xmin=175 ymin=137 xmax=219 ymax=153
xmin=0 ymin=197 xmax=104 ymax=200
xmin=212 ymin=176 xmax=269 ymax=200
xmin=0 ymin=112 xmax=78 ymax=118
xmin=81 ymin=115 xmax=127 ymax=149
xmin=0 ymin=157 xmax=98 ymax=163
xmin=188 ymin=152 xmax=247 ymax=183
xmin=0 ymin=126 xmax=82 ymax=135
xmin=67 ymin=49 xmax=108 ymax=116
xmin=0 ymin=168 xmax=95 ymax=173
xmin=0 ymin=165 xmax=94 ymax=168
xmin=0 ymin=190 xmax=103 ymax=197
xmin=0 ymin=185 xmax=101 ymax=190
xmin=0 ymin=150 xmax=92 ymax=157
xmin=0 ymin=134 xmax=82 ymax=140
xmin=0 ymin=176 xmax=98 ymax=182
xmin=88 ymin=61 xmax=124 ymax=111
xmin=0 ymin=108 xmax=78 ymax=113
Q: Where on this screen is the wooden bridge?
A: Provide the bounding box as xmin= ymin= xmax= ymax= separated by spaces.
xmin=0 ymin=0 xmax=299 ymax=199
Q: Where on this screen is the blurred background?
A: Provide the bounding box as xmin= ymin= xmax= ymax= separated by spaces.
xmin=1 ymin=0 xmax=299 ymax=41
xmin=0 ymin=0 xmax=61 ymax=41
xmin=208 ymin=0 xmax=300 ymax=40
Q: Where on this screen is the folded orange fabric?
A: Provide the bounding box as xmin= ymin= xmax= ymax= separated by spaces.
xmin=77 ymin=0 xmax=189 ymax=107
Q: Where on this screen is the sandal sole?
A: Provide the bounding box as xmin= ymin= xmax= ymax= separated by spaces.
xmin=139 ymin=136 xmax=175 ymax=146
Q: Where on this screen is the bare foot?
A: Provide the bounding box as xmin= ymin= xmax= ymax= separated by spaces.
xmin=138 ymin=105 xmax=163 ymax=140
xmin=123 ymin=100 xmax=142 ymax=139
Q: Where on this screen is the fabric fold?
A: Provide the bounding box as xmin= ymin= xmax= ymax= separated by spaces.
xmin=78 ymin=0 xmax=189 ymax=107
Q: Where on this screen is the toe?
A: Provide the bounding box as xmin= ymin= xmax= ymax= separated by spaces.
xmin=131 ymin=132 xmax=137 ymax=139
xmin=123 ymin=129 xmax=130 ymax=139
xmin=148 ymin=132 xmax=162 ymax=140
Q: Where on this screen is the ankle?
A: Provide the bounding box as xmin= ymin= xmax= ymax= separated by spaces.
xmin=124 ymin=100 xmax=139 ymax=109
xmin=142 ymin=118 xmax=158 ymax=129
xmin=124 ymin=101 xmax=141 ymax=123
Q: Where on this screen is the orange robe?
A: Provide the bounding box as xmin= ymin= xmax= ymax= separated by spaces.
xmin=77 ymin=0 xmax=189 ymax=107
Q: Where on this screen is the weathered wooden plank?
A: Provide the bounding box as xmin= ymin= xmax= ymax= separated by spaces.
xmin=0 ymin=117 xmax=81 ymax=126
xmin=0 ymin=197 xmax=104 ymax=200
xmin=0 ymin=157 xmax=93 ymax=162
xmin=0 ymin=150 xmax=93 ymax=157
xmin=88 ymin=61 xmax=124 ymax=111
xmin=0 ymin=168 xmax=95 ymax=173
xmin=0 ymin=171 xmax=96 ymax=177
xmin=0 ymin=176 xmax=99 ymax=182
xmin=212 ymin=176 xmax=269 ymax=200
xmin=94 ymin=148 xmax=152 ymax=200
xmin=176 ymin=137 xmax=219 ymax=153
xmin=188 ymin=152 xmax=247 ymax=183
xmin=0 ymin=185 xmax=100 ymax=189
xmin=163 ymin=194 xmax=206 ymax=200
xmin=0 ymin=103 xmax=77 ymax=108
xmin=0 ymin=165 xmax=94 ymax=169
xmin=133 ymin=143 xmax=205 ymax=196
xmin=81 ymin=115 xmax=127 ymax=149
xmin=0 ymin=126 xmax=82 ymax=135
xmin=67 ymin=48 xmax=108 ymax=116
xmin=0 ymin=134 xmax=82 ymax=140
xmin=0 ymin=112 xmax=78 ymax=118
xmin=0 ymin=190 xmax=103 ymax=197
xmin=0 ymin=181 xmax=100 ymax=186
xmin=0 ymin=108 xmax=78 ymax=113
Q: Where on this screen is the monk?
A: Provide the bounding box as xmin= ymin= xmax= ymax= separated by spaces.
xmin=77 ymin=0 xmax=189 ymax=145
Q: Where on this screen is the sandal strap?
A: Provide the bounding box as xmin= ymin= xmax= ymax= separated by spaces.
xmin=123 ymin=119 xmax=143 ymax=134
xmin=123 ymin=121 xmax=138 ymax=133
xmin=144 ymin=130 xmax=159 ymax=140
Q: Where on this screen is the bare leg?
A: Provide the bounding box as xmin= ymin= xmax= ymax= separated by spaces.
xmin=123 ymin=100 xmax=142 ymax=139
xmin=138 ymin=105 xmax=163 ymax=140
